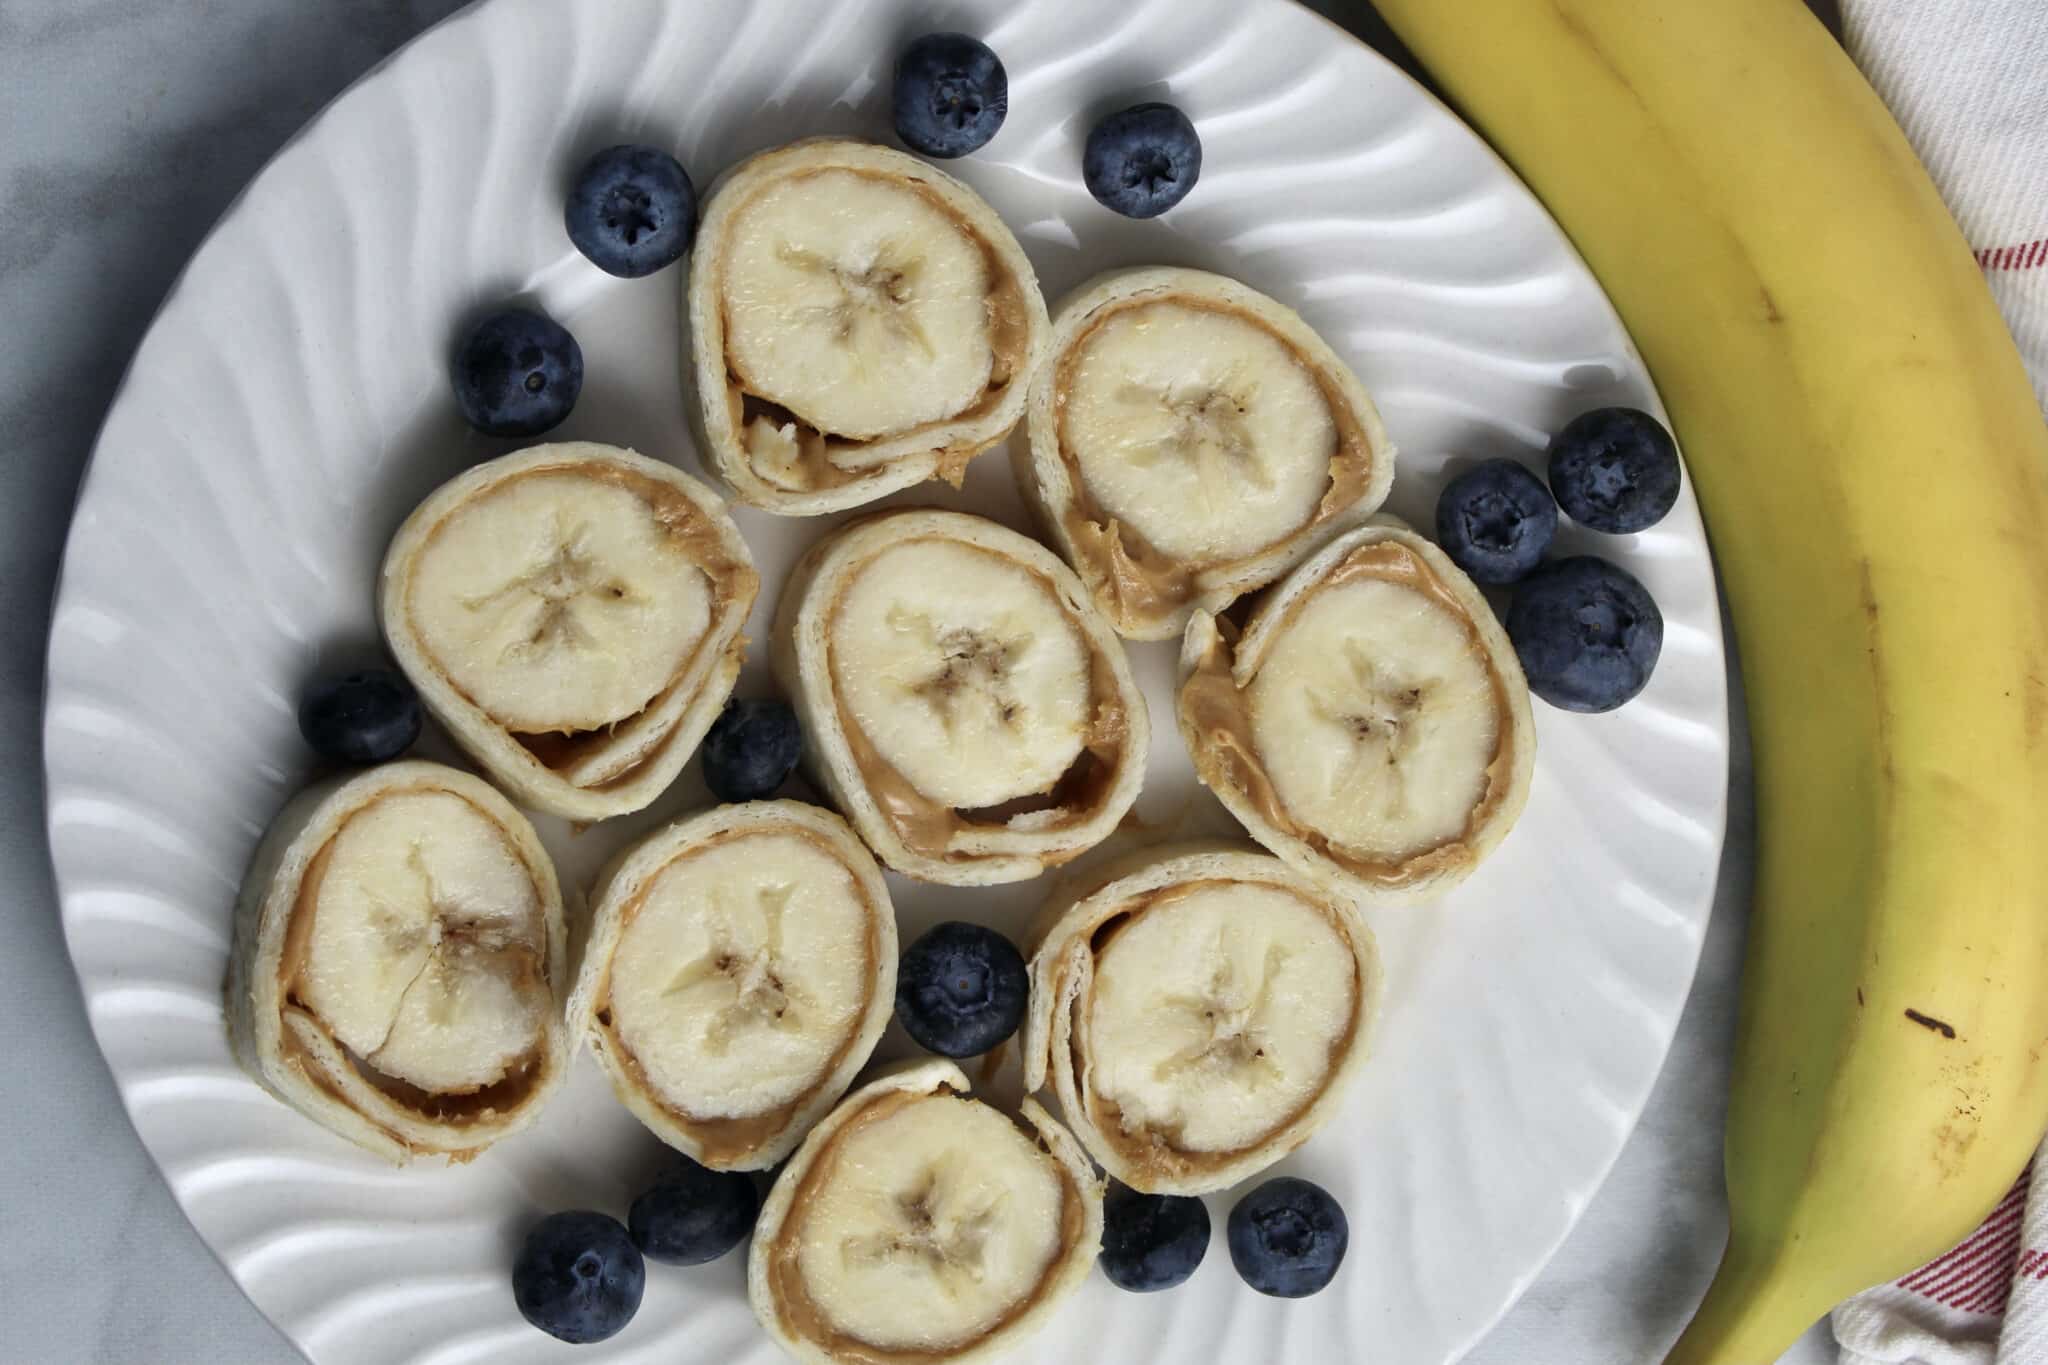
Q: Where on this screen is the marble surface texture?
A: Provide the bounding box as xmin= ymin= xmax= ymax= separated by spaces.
xmin=0 ymin=0 xmax=1835 ymax=1361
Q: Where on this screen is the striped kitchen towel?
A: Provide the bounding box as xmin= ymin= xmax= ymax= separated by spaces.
xmin=1829 ymin=0 xmax=2048 ymax=1359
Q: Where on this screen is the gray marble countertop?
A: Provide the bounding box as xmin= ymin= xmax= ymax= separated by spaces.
xmin=0 ymin=1 xmax=1833 ymax=1360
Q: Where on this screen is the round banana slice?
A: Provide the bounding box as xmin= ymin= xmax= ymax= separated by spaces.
xmin=224 ymin=761 xmax=568 ymax=1163
xmin=1018 ymin=267 xmax=1395 ymax=640
xmin=567 ymin=801 xmax=897 ymax=1171
xmin=773 ymin=508 xmax=1147 ymax=885
xmin=381 ymin=442 xmax=759 ymax=821
xmin=749 ymin=1058 xmax=1102 ymax=1365
xmin=1178 ymin=523 xmax=1536 ymax=904
xmin=1023 ymin=844 xmax=1380 ymax=1194
xmin=685 ymin=138 xmax=1051 ymax=515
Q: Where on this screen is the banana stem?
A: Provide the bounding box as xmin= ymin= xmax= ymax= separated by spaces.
xmin=1664 ymin=1246 xmax=1836 ymax=1365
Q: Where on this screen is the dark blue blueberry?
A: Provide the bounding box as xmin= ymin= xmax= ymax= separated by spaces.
xmin=700 ymin=699 xmax=803 ymax=802
xmin=1083 ymin=103 xmax=1201 ymax=219
xmin=629 ymin=1157 xmax=760 ymax=1266
xmin=1545 ymin=407 xmax=1681 ymax=534
xmin=1226 ymin=1177 xmax=1347 ymax=1299
xmin=453 ymin=308 xmax=583 ymax=438
xmin=893 ymin=33 xmax=1008 ymax=159
xmin=1100 ymin=1185 xmax=1210 ymax=1292
xmin=512 ymin=1210 xmax=644 ymax=1344
xmin=895 ymin=921 xmax=1028 ymax=1058
xmin=565 ymin=145 xmax=696 ymax=278
xmin=1506 ymin=556 xmax=1663 ymax=713
xmin=1434 ymin=459 xmax=1558 ymax=585
xmin=298 ymin=668 xmax=421 ymax=764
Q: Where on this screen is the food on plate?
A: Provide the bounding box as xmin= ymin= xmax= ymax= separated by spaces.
xmin=513 ymin=1210 xmax=646 ymax=1344
xmin=452 ymin=308 xmax=584 ymax=438
xmin=773 ymin=508 xmax=1148 ymax=884
xmin=895 ymin=920 xmax=1029 ymax=1058
xmin=1226 ymin=1177 xmax=1347 ymax=1299
xmin=747 ymin=1059 xmax=1103 ymax=1364
xmin=629 ymin=1156 xmax=762 ymax=1266
xmin=893 ymin=32 xmax=1008 ymax=159
xmin=1023 ymin=844 xmax=1380 ymax=1193
xmin=1375 ymin=1 xmax=2048 ymax=1355
xmin=1018 ymin=266 xmax=1395 ymax=640
xmin=565 ymin=143 xmax=697 ymax=278
xmin=1506 ymin=555 xmax=1662 ymax=712
xmin=567 ymin=800 xmax=897 ymax=1170
xmin=1083 ymin=102 xmax=1203 ymax=219
xmin=1177 ymin=523 xmax=1534 ymax=903
xmin=381 ymin=441 xmax=757 ymax=820
xmin=1545 ymin=406 xmax=1681 ymax=534
xmin=296 ymin=666 xmax=421 ymax=764
xmin=1099 ymin=1185 xmax=1211 ymax=1293
xmin=699 ymin=697 xmax=804 ymax=802
xmin=1433 ymin=458 xmax=1558 ymax=585
xmin=683 ymin=138 xmax=1049 ymax=514
xmin=224 ymin=760 xmax=567 ymax=1163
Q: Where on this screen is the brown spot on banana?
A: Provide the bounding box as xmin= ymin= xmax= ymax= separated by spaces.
xmin=1904 ymin=1008 xmax=1957 ymax=1039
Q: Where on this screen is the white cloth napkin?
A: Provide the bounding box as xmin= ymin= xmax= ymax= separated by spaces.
xmin=1830 ymin=2 xmax=2048 ymax=1362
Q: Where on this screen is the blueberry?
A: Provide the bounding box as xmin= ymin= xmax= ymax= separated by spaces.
xmin=1226 ymin=1177 xmax=1347 ymax=1299
xmin=453 ymin=308 xmax=583 ymax=438
xmin=512 ymin=1210 xmax=644 ymax=1344
xmin=700 ymin=699 xmax=803 ymax=802
xmin=298 ymin=668 xmax=421 ymax=765
xmin=629 ymin=1157 xmax=760 ymax=1266
xmin=1100 ymin=1185 xmax=1210 ymax=1292
xmin=895 ymin=921 xmax=1028 ymax=1057
xmin=893 ymin=33 xmax=1008 ymax=159
xmin=1434 ymin=459 xmax=1559 ymax=585
xmin=565 ymin=144 xmax=696 ymax=278
xmin=1545 ymin=407 xmax=1681 ymax=534
xmin=1083 ymin=103 xmax=1202 ymax=219
xmin=1506 ymin=556 xmax=1663 ymax=713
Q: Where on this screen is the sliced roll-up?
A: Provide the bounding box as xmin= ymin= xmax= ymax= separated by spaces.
xmin=224 ymin=761 xmax=568 ymax=1163
xmin=1023 ymin=843 xmax=1381 ymax=1195
xmin=684 ymin=138 xmax=1051 ymax=514
xmin=1178 ymin=522 xmax=1536 ymax=904
xmin=772 ymin=508 xmax=1147 ymax=885
xmin=1017 ymin=267 xmax=1395 ymax=640
xmin=381 ymin=442 xmax=758 ymax=821
xmin=566 ymin=800 xmax=897 ymax=1171
xmin=748 ymin=1058 xmax=1103 ymax=1365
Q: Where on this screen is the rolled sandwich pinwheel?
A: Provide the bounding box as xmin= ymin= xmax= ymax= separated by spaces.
xmin=748 ymin=1059 xmax=1103 ymax=1365
xmin=568 ymin=801 xmax=897 ymax=1171
xmin=1017 ymin=267 xmax=1395 ymax=639
xmin=381 ymin=443 xmax=758 ymax=821
xmin=225 ymin=761 xmax=568 ymax=1163
xmin=773 ymin=508 xmax=1148 ymax=884
xmin=1178 ymin=522 xmax=1536 ymax=904
xmin=685 ymin=138 xmax=1051 ymax=514
xmin=1023 ymin=844 xmax=1381 ymax=1194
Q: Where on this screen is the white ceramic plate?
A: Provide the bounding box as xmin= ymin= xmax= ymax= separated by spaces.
xmin=43 ymin=0 xmax=1728 ymax=1360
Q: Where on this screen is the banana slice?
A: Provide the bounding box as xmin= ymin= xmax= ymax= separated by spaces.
xmin=567 ymin=801 xmax=897 ymax=1170
xmin=749 ymin=1059 xmax=1102 ymax=1365
xmin=773 ymin=508 xmax=1148 ymax=885
xmin=685 ymin=138 xmax=1051 ymax=515
xmin=1178 ymin=523 xmax=1535 ymax=904
xmin=224 ymin=761 xmax=567 ymax=1163
xmin=1023 ymin=844 xmax=1380 ymax=1194
xmin=381 ymin=443 xmax=758 ymax=821
xmin=1017 ymin=267 xmax=1395 ymax=640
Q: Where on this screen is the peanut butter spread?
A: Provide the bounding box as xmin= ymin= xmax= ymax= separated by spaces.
xmin=403 ymin=460 xmax=757 ymax=784
xmin=764 ymin=1089 xmax=1087 ymax=1363
xmin=717 ymin=168 xmax=1035 ymax=493
xmin=1179 ymin=540 xmax=1519 ymax=888
xmin=1051 ymin=294 xmax=1380 ymax=627
xmin=586 ymin=824 xmax=882 ymax=1168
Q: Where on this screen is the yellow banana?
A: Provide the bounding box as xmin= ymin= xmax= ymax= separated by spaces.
xmin=1371 ymin=1 xmax=2048 ymax=1360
